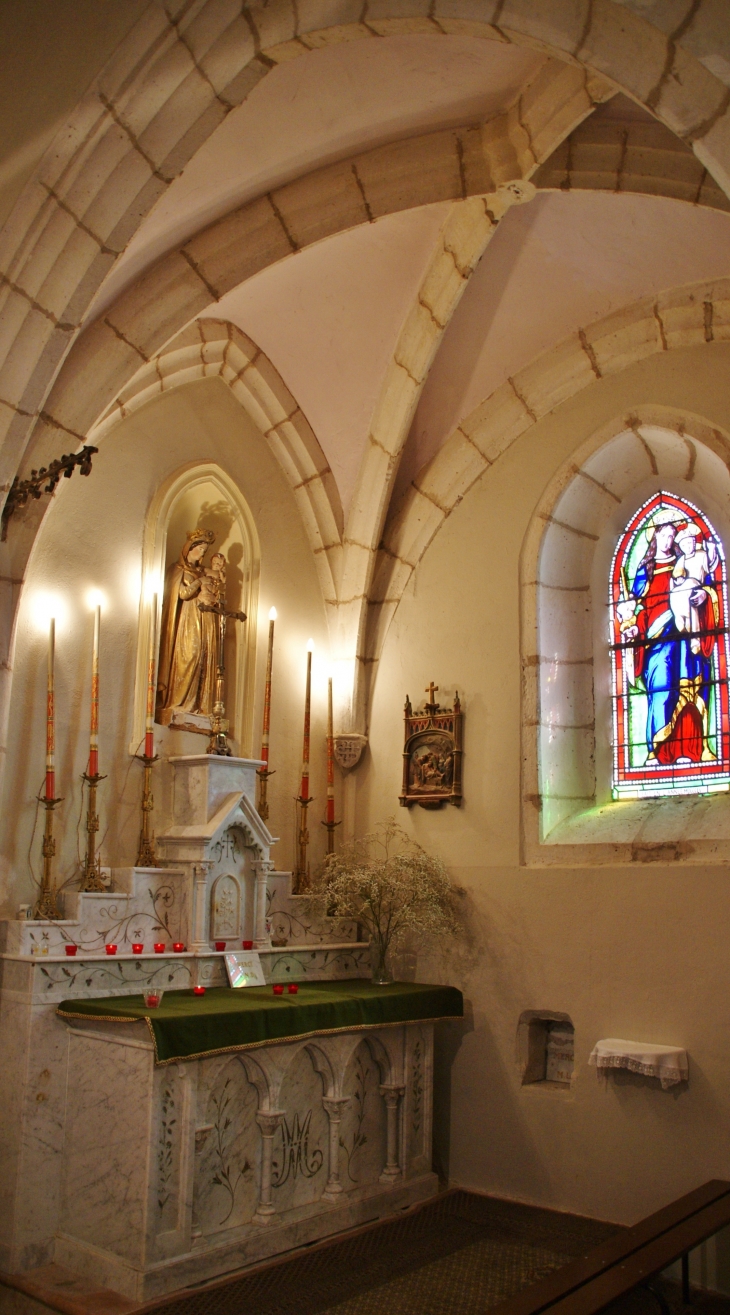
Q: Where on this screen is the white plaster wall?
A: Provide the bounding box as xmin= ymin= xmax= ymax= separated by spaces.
xmin=0 ymin=377 xmax=330 ymax=918
xmin=398 ymin=192 xmax=730 ymax=502
xmin=210 ymin=203 xmax=451 ymax=516
xmin=360 ymin=341 xmax=730 ymax=1224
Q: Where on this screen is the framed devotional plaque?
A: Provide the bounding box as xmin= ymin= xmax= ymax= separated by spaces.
xmin=399 ymin=683 xmax=463 ymax=810
xmin=224 ymin=950 xmax=266 ymax=988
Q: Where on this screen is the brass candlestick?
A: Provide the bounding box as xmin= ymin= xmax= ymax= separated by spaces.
xmin=136 ymin=752 xmax=157 ymax=867
xmin=322 ymin=816 xmax=341 ymax=855
xmin=257 ymin=766 xmax=274 ymax=821
xmin=294 ymin=794 xmax=311 ymax=894
xmin=34 ymin=794 xmax=63 ymax=920
xmin=80 ymin=770 xmax=107 ymax=890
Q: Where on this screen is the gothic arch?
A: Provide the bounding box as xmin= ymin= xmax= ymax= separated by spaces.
xmin=134 ymin=459 xmax=260 ymax=754
xmin=91 ymin=319 xmax=343 ymax=608
xmin=520 ymin=405 xmax=730 ymax=867
xmin=2 ymin=2 xmax=730 ymax=509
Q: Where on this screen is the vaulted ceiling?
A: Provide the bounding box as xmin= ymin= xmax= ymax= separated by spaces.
xmin=1 ymin=2 xmax=730 ymax=730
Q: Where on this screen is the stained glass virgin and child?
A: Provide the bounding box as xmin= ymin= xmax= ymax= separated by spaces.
xmin=610 ymin=492 xmax=730 ymax=798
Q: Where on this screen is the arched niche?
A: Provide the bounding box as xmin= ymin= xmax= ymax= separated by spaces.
xmin=521 ymin=410 xmax=730 ymax=862
xmin=131 ymin=463 xmax=260 ymax=757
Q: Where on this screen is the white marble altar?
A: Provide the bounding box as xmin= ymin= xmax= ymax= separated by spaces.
xmin=54 ymin=1016 xmax=436 ymax=1300
xmin=0 ymin=756 xmax=372 ymax=1281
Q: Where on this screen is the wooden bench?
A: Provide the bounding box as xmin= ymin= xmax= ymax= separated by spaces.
xmin=495 ymin=1180 xmax=730 ymax=1315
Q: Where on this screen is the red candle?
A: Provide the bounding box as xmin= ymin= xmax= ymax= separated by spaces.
xmin=144 ymin=593 xmax=157 ymax=759
xmin=88 ymin=604 xmax=100 ymax=778
xmin=105 ymin=943 xmax=117 ymax=955
xmin=242 ymin=939 xmax=253 ymax=950
xmin=193 ymin=985 xmax=205 ymax=996
xmin=288 ymin=983 xmax=299 ymax=994
xmin=300 ymin=640 xmax=313 ymax=802
xmin=46 ymin=617 xmax=55 ymax=801
xmin=273 ymin=983 xmax=284 ymax=995
xmin=260 ymin=606 xmax=276 ymax=767
xmin=154 ymin=942 xmax=165 ymax=953
xmin=215 ymin=941 xmax=226 ymax=951
xmin=173 ymin=942 xmax=185 ymax=953
xmin=132 ymin=943 xmax=143 ymax=954
xmin=326 ymin=676 xmax=335 ymax=825
xmin=65 ymin=944 xmax=77 ymax=957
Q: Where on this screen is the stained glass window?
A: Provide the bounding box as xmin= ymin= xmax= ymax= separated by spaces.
xmin=610 ymin=492 xmax=730 ymax=799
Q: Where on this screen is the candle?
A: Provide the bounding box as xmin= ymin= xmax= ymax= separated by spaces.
xmin=88 ymin=604 xmax=100 ymax=778
xmin=300 ymin=640 xmax=313 ymax=801
xmin=144 ymin=593 xmax=157 ymax=759
xmin=326 ymin=676 xmax=335 ymax=825
xmin=260 ymin=606 xmax=276 ymax=766
xmin=46 ymin=617 xmax=55 ymax=801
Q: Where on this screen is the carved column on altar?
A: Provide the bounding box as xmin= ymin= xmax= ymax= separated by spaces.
xmin=191 ymin=861 xmax=213 ymax=952
xmin=322 ymin=1096 xmax=350 ymax=1201
xmin=379 ymin=1084 xmax=405 ymax=1183
xmin=253 ymin=1110 xmax=285 ymax=1223
xmin=251 ymin=858 xmax=273 ymax=948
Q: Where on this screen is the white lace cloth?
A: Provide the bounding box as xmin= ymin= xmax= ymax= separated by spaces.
xmin=589 ymin=1038 xmax=688 ymax=1089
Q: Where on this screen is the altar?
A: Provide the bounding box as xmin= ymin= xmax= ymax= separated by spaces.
xmin=0 ymin=754 xmax=463 ymax=1300
xmin=53 ymin=980 xmax=460 ymax=1300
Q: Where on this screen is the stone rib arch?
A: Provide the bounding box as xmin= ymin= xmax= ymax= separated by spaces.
xmin=367 ymin=277 xmax=730 ymax=699
xmin=3 ymin=0 xmax=730 ymax=502
xmin=90 ymin=319 xmax=343 ymax=608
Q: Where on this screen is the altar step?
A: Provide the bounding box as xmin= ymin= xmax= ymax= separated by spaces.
xmin=0 ymin=1190 xmax=626 ymax=1315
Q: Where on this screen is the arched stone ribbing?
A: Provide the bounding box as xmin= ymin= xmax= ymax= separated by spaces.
xmin=369 ymin=277 xmax=730 ymax=687
xmin=90 ymin=319 xmax=343 ymax=608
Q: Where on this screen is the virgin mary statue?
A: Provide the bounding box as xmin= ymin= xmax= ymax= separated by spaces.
xmin=156 ymin=527 xmax=219 ymax=726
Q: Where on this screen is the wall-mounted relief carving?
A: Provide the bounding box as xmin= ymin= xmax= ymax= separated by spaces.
xmin=210 ymin=874 xmax=241 ymax=942
xmin=399 ymin=684 xmax=463 ymax=809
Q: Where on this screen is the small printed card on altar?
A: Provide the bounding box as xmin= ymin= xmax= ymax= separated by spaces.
xmin=225 ymin=950 xmax=266 ymax=988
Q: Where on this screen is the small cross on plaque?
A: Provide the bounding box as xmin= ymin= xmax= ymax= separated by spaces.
xmin=424 ymin=682 xmax=440 ymax=713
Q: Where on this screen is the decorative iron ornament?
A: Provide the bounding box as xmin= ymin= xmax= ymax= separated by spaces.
xmin=399 ymin=683 xmax=463 ymax=810
xmin=1 ymin=445 xmax=98 ymax=539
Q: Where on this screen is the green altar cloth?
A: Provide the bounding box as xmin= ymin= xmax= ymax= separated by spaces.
xmin=56 ymin=979 xmax=464 ymax=1065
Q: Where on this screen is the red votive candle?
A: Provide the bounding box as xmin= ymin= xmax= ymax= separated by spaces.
xmin=145 ymin=993 xmax=160 ymax=1008
xmin=65 ymin=944 xmax=77 ymax=956
xmin=215 ymin=941 xmax=226 ymax=951
xmin=173 ymin=942 xmax=185 ymax=953
xmin=154 ymin=942 xmax=165 ymax=954
xmin=242 ymin=939 xmax=253 ymax=950
xmin=272 ymin=984 xmax=284 ymax=995
xmin=288 ymin=983 xmax=299 ymax=994
xmin=105 ymin=943 xmax=117 ymax=955
xmin=193 ymin=985 xmax=205 ymax=996
xmin=132 ymin=943 xmax=143 ymax=954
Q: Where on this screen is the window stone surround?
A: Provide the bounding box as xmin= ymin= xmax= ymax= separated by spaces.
xmin=522 ymin=406 xmax=730 ymax=865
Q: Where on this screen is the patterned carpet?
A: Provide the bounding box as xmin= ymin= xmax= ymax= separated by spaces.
xmin=144 ymin=1190 xmax=618 ymax=1315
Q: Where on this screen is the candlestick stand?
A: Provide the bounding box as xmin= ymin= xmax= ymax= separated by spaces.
xmin=294 ymin=795 xmax=311 ymax=893
xmin=321 ymin=816 xmax=341 ymax=855
xmin=257 ymin=765 xmax=274 ymax=821
xmin=80 ymin=770 xmax=107 ymax=891
xmin=136 ymin=753 xmax=157 ymax=867
xmin=34 ymin=794 xmax=63 ymax=919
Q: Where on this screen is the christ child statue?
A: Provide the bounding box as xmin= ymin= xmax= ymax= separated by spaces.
xmin=198 ymin=552 xmax=227 ymax=609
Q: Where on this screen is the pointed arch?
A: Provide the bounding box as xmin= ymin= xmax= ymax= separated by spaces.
xmin=90 ymin=319 xmax=343 ymax=610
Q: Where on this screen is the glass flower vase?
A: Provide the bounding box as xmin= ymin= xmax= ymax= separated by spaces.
xmin=370 ymin=938 xmax=392 ymax=985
